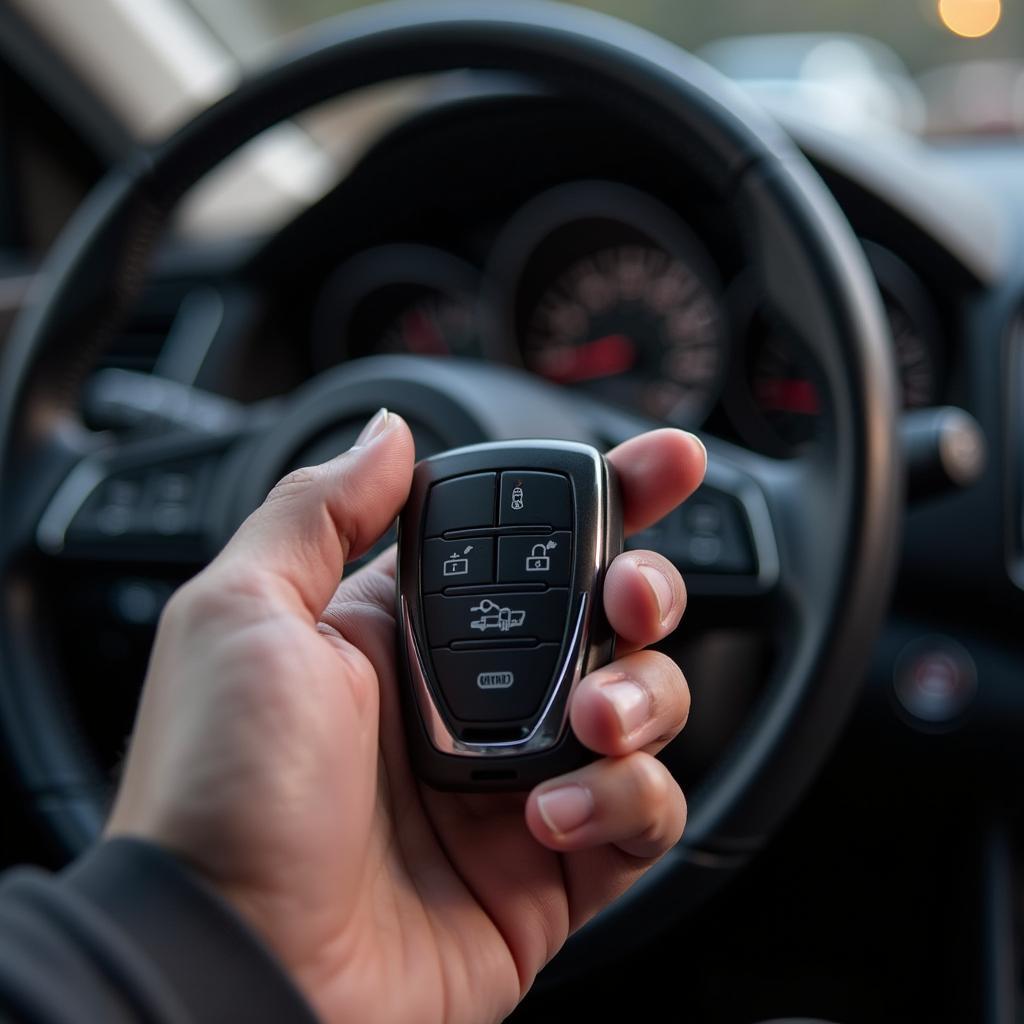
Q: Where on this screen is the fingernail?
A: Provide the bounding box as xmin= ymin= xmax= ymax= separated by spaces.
xmin=638 ymin=563 xmax=674 ymax=623
xmin=353 ymin=407 xmax=389 ymax=448
xmin=537 ymin=784 xmax=594 ymax=835
xmin=601 ymin=679 xmax=650 ymax=736
xmin=686 ymin=432 xmax=708 ymax=474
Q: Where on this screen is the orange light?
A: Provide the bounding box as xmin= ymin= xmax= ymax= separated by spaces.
xmin=938 ymin=0 xmax=1002 ymax=38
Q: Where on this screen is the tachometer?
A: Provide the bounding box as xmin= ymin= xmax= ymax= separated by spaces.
xmin=734 ymin=243 xmax=943 ymax=457
xmin=311 ymin=244 xmax=484 ymax=368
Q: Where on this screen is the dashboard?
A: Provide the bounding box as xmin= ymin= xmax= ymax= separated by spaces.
xmin=306 ymin=181 xmax=945 ymax=459
xmin=250 ymin=90 xmax=959 ymax=469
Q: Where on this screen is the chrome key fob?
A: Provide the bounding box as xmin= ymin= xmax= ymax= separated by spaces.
xmin=397 ymin=440 xmax=623 ymax=791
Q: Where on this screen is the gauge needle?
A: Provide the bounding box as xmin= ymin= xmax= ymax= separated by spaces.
xmin=402 ymin=308 xmax=450 ymax=356
xmin=755 ymin=377 xmax=821 ymax=415
xmin=537 ymin=334 xmax=637 ymax=383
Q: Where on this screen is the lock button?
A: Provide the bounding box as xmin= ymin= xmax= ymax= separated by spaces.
xmin=498 ymin=531 xmax=572 ymax=585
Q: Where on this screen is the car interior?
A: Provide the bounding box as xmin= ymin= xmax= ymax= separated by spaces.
xmin=0 ymin=1 xmax=1021 ymax=1021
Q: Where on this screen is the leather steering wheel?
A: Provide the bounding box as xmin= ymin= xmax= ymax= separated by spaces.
xmin=0 ymin=0 xmax=900 ymax=975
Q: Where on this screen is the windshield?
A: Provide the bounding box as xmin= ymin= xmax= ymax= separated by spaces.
xmin=188 ymin=0 xmax=1024 ymax=136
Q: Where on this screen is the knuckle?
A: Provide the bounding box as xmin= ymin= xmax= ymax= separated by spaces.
xmin=634 ymin=763 xmax=687 ymax=851
xmin=161 ymin=570 xmax=277 ymax=634
xmin=270 ymin=465 xmax=322 ymax=500
xmin=630 ymin=754 xmax=672 ymax=814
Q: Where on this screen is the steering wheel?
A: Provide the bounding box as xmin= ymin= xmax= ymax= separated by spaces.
xmin=0 ymin=0 xmax=899 ymax=976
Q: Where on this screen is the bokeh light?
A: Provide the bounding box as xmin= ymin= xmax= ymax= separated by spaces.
xmin=938 ymin=0 xmax=1002 ymax=38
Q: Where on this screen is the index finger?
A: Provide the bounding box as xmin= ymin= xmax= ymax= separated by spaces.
xmin=606 ymin=429 xmax=707 ymax=537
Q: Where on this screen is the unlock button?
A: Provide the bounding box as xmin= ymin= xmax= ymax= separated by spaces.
xmin=498 ymin=532 xmax=572 ymax=585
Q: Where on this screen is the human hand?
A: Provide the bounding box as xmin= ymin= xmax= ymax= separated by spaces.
xmin=107 ymin=410 xmax=705 ymax=1024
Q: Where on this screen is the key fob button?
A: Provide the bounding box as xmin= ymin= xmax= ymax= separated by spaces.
xmin=422 ymin=537 xmax=495 ymax=592
xmin=430 ymin=645 xmax=561 ymax=722
xmin=498 ymin=531 xmax=572 ymax=585
xmin=499 ymin=472 xmax=571 ymax=528
xmin=424 ymin=589 xmax=570 ymax=647
xmin=424 ymin=473 xmax=496 ymax=536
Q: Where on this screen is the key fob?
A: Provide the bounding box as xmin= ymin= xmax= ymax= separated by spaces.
xmin=396 ymin=440 xmax=623 ymax=791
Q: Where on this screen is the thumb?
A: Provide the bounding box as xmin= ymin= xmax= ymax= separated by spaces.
xmin=213 ymin=408 xmax=415 ymax=620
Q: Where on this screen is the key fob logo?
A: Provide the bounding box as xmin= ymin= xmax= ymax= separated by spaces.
xmin=510 ymin=484 xmax=524 ymax=510
xmin=477 ymin=671 xmax=514 ymax=690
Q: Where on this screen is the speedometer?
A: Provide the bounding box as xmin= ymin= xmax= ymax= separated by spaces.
xmin=489 ymin=181 xmax=728 ymax=428
xmin=523 ymin=243 xmax=724 ymax=424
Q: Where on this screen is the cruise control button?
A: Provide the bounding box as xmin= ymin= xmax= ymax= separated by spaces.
xmin=499 ymin=471 xmax=571 ymax=528
xmin=431 ymin=644 xmax=561 ymax=721
xmin=424 ymin=473 xmax=496 ymax=537
xmin=498 ymin=532 xmax=572 ymax=585
xmin=422 ymin=537 xmax=495 ymax=593
xmin=424 ymin=589 xmax=569 ymax=646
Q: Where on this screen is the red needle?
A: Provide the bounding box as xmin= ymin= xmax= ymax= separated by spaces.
xmin=402 ymin=308 xmax=450 ymax=356
xmin=755 ymin=377 xmax=821 ymax=415
xmin=536 ymin=334 xmax=637 ymax=383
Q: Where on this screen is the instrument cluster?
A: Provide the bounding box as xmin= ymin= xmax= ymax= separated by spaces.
xmin=311 ymin=180 xmax=943 ymax=455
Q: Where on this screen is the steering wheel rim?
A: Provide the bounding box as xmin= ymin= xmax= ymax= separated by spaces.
xmin=0 ymin=0 xmax=900 ymax=970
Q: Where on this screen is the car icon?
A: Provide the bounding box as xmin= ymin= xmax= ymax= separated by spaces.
xmin=469 ymin=599 xmax=526 ymax=632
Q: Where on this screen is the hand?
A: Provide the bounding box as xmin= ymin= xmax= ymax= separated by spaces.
xmin=107 ymin=410 xmax=706 ymax=1024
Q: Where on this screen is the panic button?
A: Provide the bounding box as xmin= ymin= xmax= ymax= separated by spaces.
xmin=499 ymin=472 xmax=571 ymax=528
xmin=431 ymin=645 xmax=560 ymax=721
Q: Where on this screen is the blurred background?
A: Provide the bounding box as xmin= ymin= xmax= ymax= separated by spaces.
xmin=190 ymin=0 xmax=1024 ymax=137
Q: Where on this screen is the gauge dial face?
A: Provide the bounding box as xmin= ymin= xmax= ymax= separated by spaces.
xmin=746 ymin=318 xmax=825 ymax=454
xmin=885 ymin=296 xmax=938 ymax=409
xmin=741 ymin=285 xmax=941 ymax=456
xmin=311 ymin=245 xmax=485 ymax=369
xmin=359 ymin=289 xmax=478 ymax=358
xmin=522 ymin=243 xmax=725 ymax=425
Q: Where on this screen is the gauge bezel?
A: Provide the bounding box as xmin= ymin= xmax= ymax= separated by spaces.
xmin=484 ymin=179 xmax=730 ymax=429
xmin=862 ymin=240 xmax=944 ymax=410
xmin=310 ymin=243 xmax=484 ymax=369
xmin=723 ymin=278 xmax=833 ymax=459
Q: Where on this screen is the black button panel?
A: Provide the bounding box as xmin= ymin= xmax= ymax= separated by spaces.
xmin=498 ymin=532 xmax=572 ymax=586
xmin=431 ymin=645 xmax=561 ymax=722
xmin=419 ymin=469 xmax=577 ymax=726
xmin=422 ymin=537 xmax=494 ymax=593
xmin=65 ymin=456 xmax=215 ymax=550
xmin=499 ymin=471 xmax=571 ymax=528
xmin=626 ymin=486 xmax=756 ymax=574
xmin=424 ymin=472 xmax=495 ymax=537
xmin=425 ymin=589 xmax=569 ymax=646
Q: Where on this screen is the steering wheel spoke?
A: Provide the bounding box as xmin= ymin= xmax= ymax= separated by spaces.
xmin=625 ymin=440 xmax=780 ymax=599
xmin=36 ymin=426 xmax=248 ymax=568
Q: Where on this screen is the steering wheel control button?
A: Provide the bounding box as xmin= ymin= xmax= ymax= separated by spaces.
xmin=422 ymin=537 xmax=495 ymax=592
xmin=398 ymin=441 xmax=622 ymax=789
xmin=48 ymin=453 xmax=219 ymax=560
xmin=893 ymin=636 xmax=977 ymax=727
xmin=498 ymin=532 xmax=572 ymax=585
xmin=424 ymin=472 xmax=496 ymax=536
xmin=499 ymin=471 xmax=571 ymax=528
xmin=430 ymin=645 xmax=561 ymax=722
xmin=627 ymin=486 xmax=755 ymax=574
xmin=425 ymin=590 xmax=570 ymax=647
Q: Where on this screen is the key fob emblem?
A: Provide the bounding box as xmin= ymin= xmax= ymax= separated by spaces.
xmin=396 ymin=440 xmax=623 ymax=790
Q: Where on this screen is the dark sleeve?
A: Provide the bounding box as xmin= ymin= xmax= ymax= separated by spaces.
xmin=0 ymin=838 xmax=320 ymax=1024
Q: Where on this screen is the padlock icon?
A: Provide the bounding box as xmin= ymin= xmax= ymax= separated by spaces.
xmin=525 ymin=540 xmax=556 ymax=572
